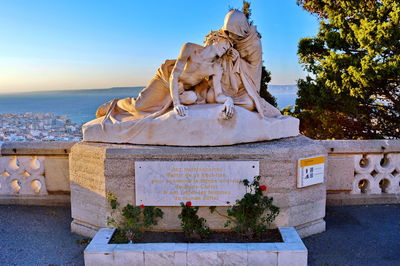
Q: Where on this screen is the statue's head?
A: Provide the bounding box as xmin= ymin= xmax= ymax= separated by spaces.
xmin=222 ymin=10 xmax=250 ymax=41
xmin=204 ymin=30 xmax=232 ymax=57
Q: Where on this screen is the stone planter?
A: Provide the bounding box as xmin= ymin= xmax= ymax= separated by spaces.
xmin=84 ymin=227 xmax=307 ymax=266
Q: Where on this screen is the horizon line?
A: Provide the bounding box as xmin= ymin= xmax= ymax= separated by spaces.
xmin=0 ymin=84 xmax=298 ymax=95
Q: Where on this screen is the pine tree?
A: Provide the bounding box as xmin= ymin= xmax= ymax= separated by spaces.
xmin=241 ymin=0 xmax=252 ymax=20
xmin=259 ymin=66 xmax=277 ymax=107
xmin=295 ymin=0 xmax=400 ymax=139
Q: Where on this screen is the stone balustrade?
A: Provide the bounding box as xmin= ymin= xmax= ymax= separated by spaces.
xmin=0 ymin=141 xmax=75 ymax=205
xmin=0 ymin=139 xmax=399 ymax=206
xmin=321 ymin=140 xmax=400 ymax=205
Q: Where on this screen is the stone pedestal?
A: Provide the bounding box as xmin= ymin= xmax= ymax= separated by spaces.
xmin=70 ymin=135 xmax=327 ymax=238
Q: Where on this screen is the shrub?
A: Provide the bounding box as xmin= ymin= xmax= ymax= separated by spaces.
xmin=210 ymin=176 xmax=279 ymax=239
xmin=178 ymin=201 xmax=211 ymax=240
xmin=106 ymin=192 xmax=163 ymax=243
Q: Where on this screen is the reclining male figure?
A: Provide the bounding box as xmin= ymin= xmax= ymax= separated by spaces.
xmin=169 ymin=31 xmax=235 ymax=119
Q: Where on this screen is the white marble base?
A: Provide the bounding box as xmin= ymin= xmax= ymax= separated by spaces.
xmin=83 ymin=104 xmax=299 ymax=146
xmin=84 ymin=227 xmax=307 ymax=266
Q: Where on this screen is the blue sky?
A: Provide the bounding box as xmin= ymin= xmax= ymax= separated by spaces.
xmin=0 ymin=0 xmax=319 ymax=93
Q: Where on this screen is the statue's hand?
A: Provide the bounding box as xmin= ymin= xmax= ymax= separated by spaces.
xmin=221 ymin=97 xmax=234 ymax=120
xmin=174 ymin=104 xmax=188 ymax=117
xmin=227 ymin=48 xmax=239 ymax=61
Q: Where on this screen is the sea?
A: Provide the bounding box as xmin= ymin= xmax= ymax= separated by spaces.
xmin=0 ymin=85 xmax=298 ymax=124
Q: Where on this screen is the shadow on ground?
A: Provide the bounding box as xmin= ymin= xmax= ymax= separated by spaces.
xmin=304 ymin=204 xmax=400 ymax=266
xmin=0 ymin=205 xmax=86 ymax=266
xmin=0 ymin=204 xmax=399 ymax=265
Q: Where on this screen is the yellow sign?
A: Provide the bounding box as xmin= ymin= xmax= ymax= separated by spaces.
xmin=297 ymin=155 xmax=325 ymax=188
xmin=299 ymin=156 xmax=325 ymax=167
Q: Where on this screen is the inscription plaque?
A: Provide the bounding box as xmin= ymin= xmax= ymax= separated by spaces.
xmin=135 ymin=161 xmax=259 ymax=206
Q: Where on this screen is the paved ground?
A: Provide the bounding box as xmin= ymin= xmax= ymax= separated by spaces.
xmin=304 ymin=204 xmax=400 ymax=266
xmin=0 ymin=204 xmax=399 ymax=266
xmin=0 ymin=205 xmax=86 ymax=266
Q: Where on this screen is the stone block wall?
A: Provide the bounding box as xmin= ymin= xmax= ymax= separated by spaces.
xmin=69 ymin=136 xmax=327 ymax=238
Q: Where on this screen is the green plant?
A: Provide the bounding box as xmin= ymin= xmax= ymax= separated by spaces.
xmin=178 ymin=201 xmax=211 ymax=240
xmin=210 ymin=176 xmax=279 ymax=239
xmin=294 ymin=0 xmax=400 ymax=139
xmin=107 ymin=192 xmax=119 ymax=209
xmin=106 ymin=192 xmax=163 ymax=243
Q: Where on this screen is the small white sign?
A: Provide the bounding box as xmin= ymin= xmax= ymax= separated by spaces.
xmin=297 ymin=155 xmax=325 ymax=188
xmin=135 ymin=161 xmax=259 ymax=206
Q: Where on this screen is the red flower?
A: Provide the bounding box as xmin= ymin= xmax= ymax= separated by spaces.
xmin=186 ymin=201 xmax=192 ymax=207
xmin=260 ymin=185 xmax=267 ymax=191
xmin=139 ymin=204 xmax=145 ymax=208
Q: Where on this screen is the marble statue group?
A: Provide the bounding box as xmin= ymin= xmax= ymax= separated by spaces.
xmin=83 ymin=10 xmax=299 ymax=146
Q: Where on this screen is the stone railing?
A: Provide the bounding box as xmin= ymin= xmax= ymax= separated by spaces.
xmin=321 ymin=140 xmax=400 ymax=205
xmin=0 ymin=139 xmax=399 ymax=206
xmin=0 ymin=141 xmax=76 ymax=205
